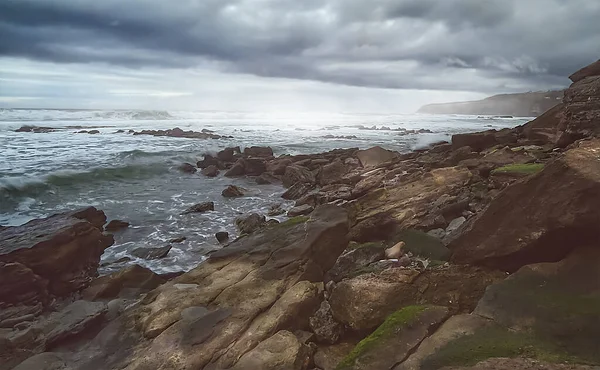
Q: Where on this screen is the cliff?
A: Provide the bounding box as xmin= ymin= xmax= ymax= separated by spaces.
xmin=418 ymin=90 xmax=564 ymax=117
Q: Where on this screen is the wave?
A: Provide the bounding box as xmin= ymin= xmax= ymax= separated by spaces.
xmin=116 ymin=149 xmax=184 ymax=160
xmin=0 ymin=109 xmax=175 ymax=122
xmin=0 ymin=164 xmax=170 ymax=199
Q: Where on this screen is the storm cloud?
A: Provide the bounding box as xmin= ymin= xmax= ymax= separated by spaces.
xmin=1 ymin=0 xmax=599 ymax=98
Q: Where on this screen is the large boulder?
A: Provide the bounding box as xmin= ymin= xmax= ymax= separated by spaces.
xmin=317 ymin=160 xmax=347 ymax=186
xmin=0 ymin=262 xmax=49 ymax=307
xmin=0 ymin=207 xmax=113 ymax=298
xmin=222 ymin=185 xmax=245 ymax=198
xmin=451 ymin=131 xmax=497 ymax=152
xmin=356 ymin=146 xmax=397 ymax=168
xmin=450 ymin=139 xmax=600 ymax=272
xmin=235 ymin=213 xmax=267 ymax=234
xmin=282 ymin=182 xmax=312 ymax=200
xmin=178 ymin=163 xmax=197 ymax=174
xmin=283 ymin=166 xmax=316 ymax=187
xmin=181 ymin=201 xmax=214 ymax=214
xmin=243 ymin=146 xmax=274 ymax=158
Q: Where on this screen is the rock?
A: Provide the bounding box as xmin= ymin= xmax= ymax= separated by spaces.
xmin=230 ymin=330 xmax=312 ymax=370
xmin=181 ymin=201 xmax=214 ymax=214
xmin=385 ymin=241 xmax=405 ymax=259
xmin=450 ymin=139 xmax=600 ymax=271
xmin=329 ymin=266 xmax=503 ymax=331
xmin=268 ymin=203 xmax=286 ymax=217
xmin=256 ymin=173 xmax=279 ymax=185
xmin=88 ymin=130 xmax=100 ymax=134
xmin=11 ymin=352 xmax=68 ymax=370
xmin=131 ymin=245 xmax=172 ymax=260
xmin=282 ymin=182 xmax=312 ymax=200
xmin=283 ymin=165 xmax=316 ymax=187
xmin=241 ymin=158 xmax=267 ymax=176
xmin=351 ymin=172 xmax=385 ymax=198
xmin=356 ymin=146 xmax=398 ymax=167
xmin=314 ymin=343 xmax=356 ymax=370
xmin=134 ymin=127 xmax=224 ymax=139
xmin=441 ymin=358 xmax=599 ymax=370
xmin=224 ymin=161 xmax=245 ymax=176
xmin=222 ymin=185 xmax=245 ymax=197
xmin=268 ymin=158 xmax=293 ymax=175
xmin=569 ymin=58 xmax=600 ymax=82
xmin=197 ymin=154 xmax=219 ymax=169
xmin=0 ymin=262 xmax=49 ymax=308
xmin=452 ymin=131 xmax=498 ymax=152
xmin=309 ymin=301 xmax=343 ymax=344
xmin=243 ymin=146 xmax=273 ymax=157
xmin=169 ymin=236 xmax=186 ymax=243
xmin=288 ymin=205 xmax=314 ymax=217
xmin=104 ymin=219 xmax=129 ymax=232
xmin=235 ymin=213 xmax=267 ymax=234
xmin=317 ymin=160 xmax=347 ymax=186
xmin=336 ymin=305 xmax=449 ymax=370
xmin=445 ymin=216 xmax=466 ymax=235
xmin=560 ymin=73 xmax=600 ymax=143
xmin=201 ymin=165 xmax=220 ymax=177
xmin=217 ymin=147 xmax=240 ymax=162
xmin=15 ymin=125 xmax=57 ymax=133
xmin=326 ymin=242 xmax=385 ymax=283
xmin=215 ymin=231 xmax=229 ymax=243
xmin=178 ymin=162 xmax=197 ymax=174
xmin=0 ymin=207 xmax=113 ymax=298
xmin=83 ymin=264 xmax=166 ymax=300
xmin=427 ymin=228 xmax=446 ymax=239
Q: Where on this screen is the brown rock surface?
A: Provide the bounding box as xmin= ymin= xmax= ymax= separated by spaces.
xmin=83 ymin=265 xmax=166 ymax=300
xmin=356 ymin=146 xmax=398 ymax=168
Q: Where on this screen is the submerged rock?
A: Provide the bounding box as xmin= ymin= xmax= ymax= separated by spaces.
xmin=105 ymin=219 xmax=129 ymax=232
xmin=131 ymin=245 xmax=172 ymax=260
xmin=178 ymin=163 xmax=197 ymax=174
xmin=181 ymin=201 xmax=214 ymax=214
xmin=201 ymin=165 xmax=220 ymax=177
xmin=222 ymin=185 xmax=245 ymax=198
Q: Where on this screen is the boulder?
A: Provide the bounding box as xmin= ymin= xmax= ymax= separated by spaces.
xmin=230 ymin=330 xmax=312 ymax=370
xmin=282 ymin=182 xmax=312 ymax=200
xmin=235 ymin=213 xmax=266 ymax=234
xmin=256 ymin=173 xmax=279 ymax=185
xmin=105 ymin=219 xmax=129 ymax=232
xmin=131 ymin=245 xmax=172 ymax=260
xmin=317 ymin=160 xmax=347 ymax=186
xmin=201 ymin=165 xmax=220 ymax=177
xmin=178 ymin=163 xmax=197 ymax=174
xmin=217 ymin=147 xmax=239 ymax=162
xmin=0 ymin=262 xmax=49 ymax=307
xmin=451 ymin=131 xmax=497 ymax=152
xmin=450 ymin=139 xmax=600 ymax=271
xmin=268 ymin=203 xmax=286 ymax=217
xmin=0 ymin=207 xmax=113 ymax=298
xmin=287 ymin=205 xmax=314 ymax=217
xmin=356 ymin=146 xmax=398 ymax=168
xmin=243 ymin=146 xmax=273 ymax=158
xmin=326 ymin=242 xmax=385 ymax=283
xmin=241 ymin=158 xmax=267 ymax=176
xmin=309 ymin=300 xmax=343 ymax=344
xmin=222 ymin=185 xmax=245 ymax=198
xmin=283 ymin=166 xmax=316 ymax=187
xmin=336 ymin=305 xmax=449 ymax=370
xmin=268 ymin=158 xmax=293 ymax=175
xmin=83 ymin=264 xmax=166 ymax=300
xmin=351 ymin=172 xmax=385 ymax=198
xmin=215 ymin=232 xmax=229 ymax=243
xmin=181 ymin=201 xmax=214 ymax=214
xmin=197 ymin=154 xmax=219 ymax=169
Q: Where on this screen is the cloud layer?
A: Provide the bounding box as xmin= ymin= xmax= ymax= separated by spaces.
xmin=2 ymin=0 xmax=599 ymax=96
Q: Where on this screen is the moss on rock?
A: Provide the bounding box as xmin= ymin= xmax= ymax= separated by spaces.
xmin=277 ymin=215 xmax=310 ymax=228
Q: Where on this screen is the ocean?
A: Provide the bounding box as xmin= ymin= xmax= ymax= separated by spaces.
xmin=0 ymin=108 xmax=530 ymax=274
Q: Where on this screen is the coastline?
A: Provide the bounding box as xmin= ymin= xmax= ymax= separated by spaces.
xmin=2 ymin=59 xmax=600 ymax=370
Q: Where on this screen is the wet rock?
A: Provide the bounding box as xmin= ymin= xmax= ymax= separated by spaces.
xmin=169 ymin=236 xmax=186 ymax=243
xmin=241 ymin=158 xmax=267 ymax=176
xmin=288 ymin=204 xmax=314 ymax=217
xmin=134 ymin=127 xmax=223 ymax=140
xmin=268 ymin=158 xmax=293 ymax=175
xmin=181 ymin=201 xmax=214 ymax=214
xmin=268 ymin=203 xmax=286 ymax=217
xmin=217 ymin=147 xmax=240 ymax=162
xmin=256 ymin=173 xmax=280 ymax=185
xmin=100 ymin=256 xmax=131 ymax=267
xmin=243 ymin=146 xmax=274 ymax=158
xmin=283 ymin=165 xmax=316 ymax=187
xmin=201 ymin=165 xmax=220 ymax=177
xmin=337 ymin=305 xmax=449 ymax=370
xmin=131 ymin=245 xmax=172 ymax=260
xmin=224 ymin=161 xmax=245 ymax=176
xmin=104 ymin=219 xmax=129 ymax=232
xmin=178 ymin=163 xmax=197 ymax=174
xmin=222 ymin=185 xmax=245 ymax=198
xmin=15 ymin=125 xmax=57 ymax=133
xmin=356 ymin=146 xmax=398 ymax=167
xmin=88 ymin=130 xmax=100 ymax=134
xmin=0 ymin=207 xmax=113 ymax=298
xmin=235 ymin=213 xmax=266 ymax=234
xmin=83 ymin=264 xmax=166 ymax=300
xmin=309 ymin=301 xmax=344 ymax=344
xmin=197 ymin=154 xmax=219 ymax=169
xmin=215 ymin=232 xmax=229 ymax=243
xmin=282 ymin=182 xmax=312 ymax=200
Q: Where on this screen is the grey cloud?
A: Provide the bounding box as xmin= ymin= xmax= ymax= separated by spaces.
xmin=1 ymin=0 xmax=599 ymax=93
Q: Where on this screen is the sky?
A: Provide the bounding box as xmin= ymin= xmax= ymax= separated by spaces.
xmin=1 ymin=0 xmax=599 ymax=112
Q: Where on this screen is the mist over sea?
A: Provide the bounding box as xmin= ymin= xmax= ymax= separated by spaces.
xmin=0 ymin=108 xmax=530 ymax=273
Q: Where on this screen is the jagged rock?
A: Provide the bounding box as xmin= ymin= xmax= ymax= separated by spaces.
xmin=222 ymin=185 xmax=245 ymax=198
xmin=235 ymin=213 xmax=266 ymax=234
xmin=268 ymin=203 xmax=286 ymax=217
xmin=217 ymin=147 xmax=240 ymax=162
xmin=83 ymin=264 xmax=166 ymax=300
xmin=329 ymin=266 xmax=503 ymax=331
xmin=309 ymin=301 xmax=343 ymax=344
xmin=197 ymin=154 xmax=219 ymax=169
xmin=268 ymin=158 xmax=293 ymax=175
xmin=178 ymin=163 xmax=197 ymax=174
xmin=15 ymin=125 xmax=57 ymax=133
xmin=0 ymin=207 xmax=113 ymax=298
xmin=243 ymin=146 xmax=273 ymax=158
xmin=288 ymin=205 xmax=314 ymax=217
xmin=569 ymin=59 xmax=600 ymax=82
xmin=131 ymin=245 xmax=171 ymax=260
xmin=256 ymin=173 xmax=279 ymax=185
xmin=283 ymin=166 xmax=316 ymax=187
xmin=326 ymin=242 xmax=385 ymax=283
xmin=317 ymin=160 xmax=347 ymax=186
xmin=201 ymin=165 xmax=220 ymax=177
xmin=356 ymin=146 xmax=397 ymax=167
xmin=104 ymin=219 xmax=129 ymax=232
xmin=224 ymin=161 xmax=245 ymax=176
xmin=561 ymin=72 xmax=600 ymax=143
xmin=337 ymin=305 xmax=449 ymax=370
xmin=450 ymin=139 xmax=600 ymax=271
xmin=181 ymin=201 xmax=214 ymax=214
xmin=351 ymin=172 xmax=385 ymax=198
xmin=282 ymin=182 xmax=312 ymax=200
xmin=215 ymin=231 xmax=229 ymax=243
xmin=11 ymin=352 xmax=68 ymax=370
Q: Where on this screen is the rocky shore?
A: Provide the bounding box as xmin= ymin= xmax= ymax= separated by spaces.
xmin=2 ymin=60 xmax=600 ymax=370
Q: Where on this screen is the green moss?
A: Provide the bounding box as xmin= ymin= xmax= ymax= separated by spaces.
xmin=394 ymin=229 xmax=451 ymax=261
xmin=422 ymin=326 xmax=596 ymax=369
xmin=277 ymin=216 xmax=310 ymax=228
xmin=491 ymin=163 xmax=544 ymax=175
xmin=336 ymin=305 xmax=430 ymax=370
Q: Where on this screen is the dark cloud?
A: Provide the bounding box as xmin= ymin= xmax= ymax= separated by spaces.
xmin=1 ymin=0 xmax=599 ymax=93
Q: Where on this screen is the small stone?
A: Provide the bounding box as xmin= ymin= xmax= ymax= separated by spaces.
xmin=385 ymin=241 xmax=405 ymax=259
xmin=105 ymin=219 xmax=130 ymax=232
xmin=222 ymin=185 xmax=245 ymax=198
xmin=215 ymin=232 xmax=229 ymax=243
xmin=309 ymin=300 xmax=343 ymax=344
